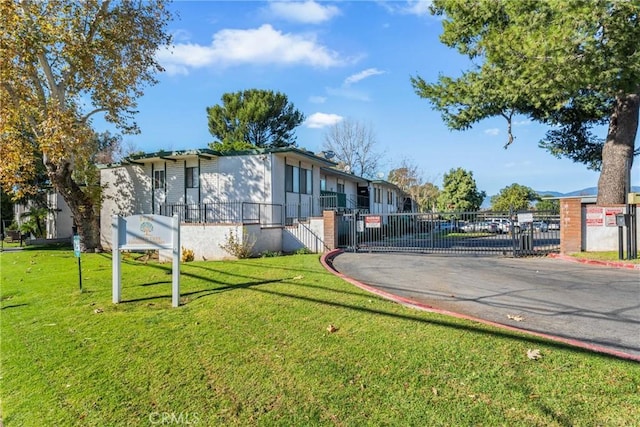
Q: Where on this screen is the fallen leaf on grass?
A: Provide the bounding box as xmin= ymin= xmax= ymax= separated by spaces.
xmin=292 ymin=275 xmax=304 ymax=280
xmin=327 ymin=324 xmax=338 ymax=333
xmin=93 ymin=308 xmax=103 ymax=314
xmin=527 ymin=349 xmax=542 ymax=360
xmin=507 ymin=314 xmax=524 ymax=322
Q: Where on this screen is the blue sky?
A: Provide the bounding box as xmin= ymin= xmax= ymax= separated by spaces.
xmin=94 ymin=0 xmax=638 ymax=196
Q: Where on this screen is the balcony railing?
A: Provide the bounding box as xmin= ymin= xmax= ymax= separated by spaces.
xmin=159 ymin=196 xmax=375 ymax=226
xmin=159 ymin=202 xmax=284 ymax=226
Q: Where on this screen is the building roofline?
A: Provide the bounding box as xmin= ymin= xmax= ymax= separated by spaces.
xmin=121 ymin=147 xmax=337 ymax=166
xmin=320 ymin=167 xmax=369 ymax=183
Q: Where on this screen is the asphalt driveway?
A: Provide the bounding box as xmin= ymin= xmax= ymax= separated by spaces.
xmin=328 ymin=252 xmax=640 ymax=360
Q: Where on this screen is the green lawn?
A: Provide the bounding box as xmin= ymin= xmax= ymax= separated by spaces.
xmin=2 ymin=248 xmax=639 ymax=426
xmin=570 ymin=251 xmax=640 ymax=264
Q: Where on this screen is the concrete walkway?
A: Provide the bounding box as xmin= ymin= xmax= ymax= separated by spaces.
xmin=325 ymin=252 xmax=640 ymax=361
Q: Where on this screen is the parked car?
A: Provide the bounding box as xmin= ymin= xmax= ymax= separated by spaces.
xmin=437 ymin=222 xmax=461 ymax=233
xmin=488 ymin=218 xmax=512 ymax=234
xmin=533 ymin=221 xmax=549 ymax=232
xmin=461 ymin=221 xmax=497 ymax=233
xmin=548 ymin=220 xmax=560 ymax=230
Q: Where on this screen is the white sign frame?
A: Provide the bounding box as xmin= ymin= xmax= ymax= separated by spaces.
xmin=112 ymin=214 xmax=181 ymax=307
xmin=517 ymin=212 xmax=534 ymax=223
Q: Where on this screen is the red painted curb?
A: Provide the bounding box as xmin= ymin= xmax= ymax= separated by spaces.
xmin=320 ymin=250 xmax=640 ymax=362
xmin=547 ymin=253 xmax=640 ymax=270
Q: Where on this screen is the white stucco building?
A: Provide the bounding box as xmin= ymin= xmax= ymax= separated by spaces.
xmin=100 ymin=147 xmax=405 ymax=258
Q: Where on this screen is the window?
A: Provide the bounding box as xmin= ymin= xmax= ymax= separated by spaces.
xmin=387 ymin=190 xmax=393 ymax=205
xmin=186 ymin=167 xmax=198 ymax=188
xmin=300 ymin=168 xmax=312 ymax=194
xmin=374 ymin=187 xmax=381 ymax=203
xmin=286 ymin=165 xmax=311 ymax=194
xmin=337 ymin=180 xmax=345 ymax=193
xmin=154 ymin=170 xmax=165 ymax=190
xmin=320 ymin=178 xmax=326 ymax=191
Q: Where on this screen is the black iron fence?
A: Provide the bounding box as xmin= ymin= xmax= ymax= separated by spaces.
xmin=338 ymin=210 xmax=560 ymax=256
xmin=159 ymin=202 xmax=285 ymax=227
xmin=160 ymin=197 xmax=380 ymax=227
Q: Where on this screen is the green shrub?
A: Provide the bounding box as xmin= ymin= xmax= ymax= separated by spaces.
xmin=260 ymin=250 xmax=282 ymax=258
xmin=219 ymin=227 xmax=256 ymax=259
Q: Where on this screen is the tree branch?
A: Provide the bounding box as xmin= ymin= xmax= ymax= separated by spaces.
xmin=81 ymin=108 xmax=108 ymax=123
xmin=501 ymin=110 xmax=515 ymax=149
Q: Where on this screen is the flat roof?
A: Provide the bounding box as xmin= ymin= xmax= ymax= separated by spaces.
xmin=117 ymin=147 xmax=337 ymax=167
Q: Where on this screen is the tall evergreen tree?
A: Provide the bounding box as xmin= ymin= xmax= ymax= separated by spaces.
xmin=207 ymin=89 xmax=304 ymax=151
xmin=412 ymin=0 xmax=639 ymax=205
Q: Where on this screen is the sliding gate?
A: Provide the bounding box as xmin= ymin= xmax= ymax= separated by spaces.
xmin=338 ymin=210 xmax=560 ymax=257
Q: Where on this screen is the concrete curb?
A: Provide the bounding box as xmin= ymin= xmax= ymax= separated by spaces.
xmin=321 ymin=249 xmax=640 ymax=362
xmin=547 ymin=253 xmax=640 ymax=270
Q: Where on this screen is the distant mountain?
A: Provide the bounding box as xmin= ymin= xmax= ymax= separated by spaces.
xmin=481 ymin=186 xmax=640 ymax=209
xmin=535 ymin=190 xmax=565 ymax=198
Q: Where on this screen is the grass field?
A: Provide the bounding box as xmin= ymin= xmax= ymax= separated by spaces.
xmin=2 ymin=247 xmax=639 ymax=426
xmin=570 ymin=251 xmax=640 ymax=264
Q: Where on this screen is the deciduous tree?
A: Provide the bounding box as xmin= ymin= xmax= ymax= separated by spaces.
xmin=536 ymin=197 xmax=560 ymax=214
xmin=437 ymin=168 xmax=485 ymax=212
xmin=0 ymin=0 xmax=172 ymax=251
xmin=490 ymin=183 xmax=538 ymax=212
xmin=411 ymin=0 xmax=639 ymax=205
xmin=207 ymin=89 xmax=305 ymax=151
xmin=323 ymin=118 xmax=384 ymax=179
xmin=387 ymin=159 xmax=439 ymax=212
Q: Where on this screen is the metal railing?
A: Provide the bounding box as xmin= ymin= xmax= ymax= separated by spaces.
xmin=160 ymin=202 xmax=285 ymax=227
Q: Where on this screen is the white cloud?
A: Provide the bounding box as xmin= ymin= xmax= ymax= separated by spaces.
xmin=484 ymin=128 xmax=500 ymax=136
xmin=309 ymin=95 xmax=327 ymax=104
xmin=171 ymin=29 xmax=192 ymax=43
xmin=381 ymin=1 xmax=434 ymax=17
xmin=513 ymin=119 xmax=532 ymax=126
xmin=343 ymin=68 xmax=385 ymax=87
xmin=268 ymin=0 xmax=340 ymax=24
xmin=305 ymin=112 xmax=344 ymax=128
xmin=157 ymin=24 xmax=347 ymax=75
xmin=403 ymin=1 xmax=434 ymax=16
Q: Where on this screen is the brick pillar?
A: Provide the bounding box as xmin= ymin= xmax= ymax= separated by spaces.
xmin=323 ymin=210 xmax=338 ymax=251
xmin=560 ymin=198 xmax=582 ymax=254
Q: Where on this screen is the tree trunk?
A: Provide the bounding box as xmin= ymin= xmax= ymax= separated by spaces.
xmin=597 ymin=93 xmax=639 ymax=205
xmin=46 ymin=159 xmax=101 ymax=252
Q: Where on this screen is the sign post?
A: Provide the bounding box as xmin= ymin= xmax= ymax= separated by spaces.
xmin=73 ymin=235 xmax=82 ymax=292
xmin=112 ymin=214 xmax=180 ymax=307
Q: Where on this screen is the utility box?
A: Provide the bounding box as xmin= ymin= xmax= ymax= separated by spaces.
xmin=615 ymin=213 xmax=629 ymax=227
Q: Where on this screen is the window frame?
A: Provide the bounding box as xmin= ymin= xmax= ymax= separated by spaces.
xmin=153 ymin=169 xmax=165 ymax=190
xmin=185 ymin=166 xmax=198 ymax=189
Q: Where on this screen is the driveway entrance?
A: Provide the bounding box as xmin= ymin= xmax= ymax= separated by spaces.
xmin=328 ymin=252 xmax=640 ymax=359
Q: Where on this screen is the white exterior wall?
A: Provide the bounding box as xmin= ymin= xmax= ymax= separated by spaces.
xmin=200 ymin=157 xmax=220 ymax=202
xmin=44 ymin=192 xmax=73 ymax=239
xmin=272 ymin=154 xmax=286 ymax=204
xmin=343 ymin=180 xmax=360 ymax=209
xmin=164 ymin=160 xmax=184 ymax=205
xmin=167 ymin=223 xmax=283 ymax=261
xmin=100 ymin=165 xmax=152 ymax=249
xmin=582 ymin=204 xmax=638 ymax=251
xmin=215 ymin=155 xmax=271 ymax=202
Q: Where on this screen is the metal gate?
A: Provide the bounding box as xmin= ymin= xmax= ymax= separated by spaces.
xmin=338 ymin=210 xmax=560 ymax=257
